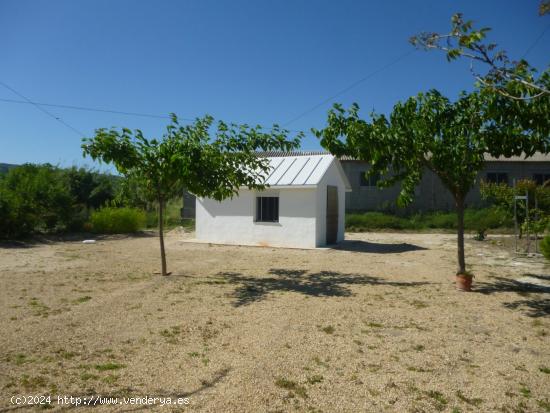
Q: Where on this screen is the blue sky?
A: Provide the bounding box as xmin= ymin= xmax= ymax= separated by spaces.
xmin=1 ymin=0 xmax=548 ymax=170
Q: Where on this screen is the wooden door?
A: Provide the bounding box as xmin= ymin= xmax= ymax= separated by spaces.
xmin=326 ymin=186 xmax=338 ymax=244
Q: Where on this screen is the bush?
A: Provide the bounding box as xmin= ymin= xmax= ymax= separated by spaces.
xmin=464 ymin=207 xmax=511 ymax=231
xmin=89 ymin=207 xmax=146 ymax=234
xmin=541 ymin=235 xmax=550 ymax=261
xmin=145 ymin=199 xmax=183 ymax=229
xmin=0 ymin=164 xmax=120 ymax=239
xmin=346 ymin=212 xmax=410 ymax=231
xmin=0 ymin=164 xmax=75 ymax=238
xmin=345 ymin=208 xmax=510 ymax=232
xmin=423 ymin=212 xmax=457 ymax=229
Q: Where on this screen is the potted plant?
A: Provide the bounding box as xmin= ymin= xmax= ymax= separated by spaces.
xmin=456 ymin=272 xmax=474 ymax=292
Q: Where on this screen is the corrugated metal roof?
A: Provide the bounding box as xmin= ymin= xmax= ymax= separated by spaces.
xmin=260 ymin=154 xmax=335 ymax=187
xmin=257 ymin=151 xmax=550 ymax=162
xmin=484 ymin=153 xmax=550 ymax=162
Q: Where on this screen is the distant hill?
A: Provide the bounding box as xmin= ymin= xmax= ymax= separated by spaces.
xmin=0 ymin=163 xmax=18 ymax=174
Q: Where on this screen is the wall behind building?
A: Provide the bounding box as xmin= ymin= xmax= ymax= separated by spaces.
xmin=342 ymin=161 xmax=550 ymax=213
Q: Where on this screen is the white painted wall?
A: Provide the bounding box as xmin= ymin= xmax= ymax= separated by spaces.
xmin=315 ymin=161 xmax=347 ymax=246
xmin=196 ymin=188 xmax=318 ymax=248
xmin=195 ymin=157 xmax=349 ymax=248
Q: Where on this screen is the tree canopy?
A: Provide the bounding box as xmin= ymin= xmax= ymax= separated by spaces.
xmin=82 ymin=114 xmax=302 ymax=275
xmin=410 ymin=13 xmax=550 ymax=100
xmin=314 ymin=89 xmax=550 ymax=277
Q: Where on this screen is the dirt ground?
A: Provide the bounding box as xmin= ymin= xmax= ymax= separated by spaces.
xmin=1 ymin=230 xmax=549 ymax=412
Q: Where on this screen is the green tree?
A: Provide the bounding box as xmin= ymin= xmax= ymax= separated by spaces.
xmin=410 ymin=13 xmax=549 ymax=100
xmin=314 ymin=90 xmax=549 ymax=282
xmin=0 ymin=164 xmax=75 ymax=238
xmin=65 ymin=166 xmax=117 ymax=210
xmin=82 ymin=114 xmax=301 ymax=276
xmin=480 ymin=179 xmax=550 ymax=238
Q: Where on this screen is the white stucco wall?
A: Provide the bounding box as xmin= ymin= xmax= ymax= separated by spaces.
xmin=196 ymin=188 xmax=318 ymax=248
xmin=315 ymin=161 xmax=347 ymax=246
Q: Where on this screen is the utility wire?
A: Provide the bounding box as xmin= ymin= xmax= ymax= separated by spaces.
xmin=0 ymin=97 xmax=182 ymax=120
xmin=283 ymin=49 xmax=415 ymax=127
xmin=0 ymin=81 xmax=87 ymax=137
xmin=522 ymin=21 xmax=550 ymax=58
xmin=0 ymin=95 xmax=312 ymax=135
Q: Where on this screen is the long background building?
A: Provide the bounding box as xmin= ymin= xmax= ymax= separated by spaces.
xmin=183 ymin=152 xmax=550 ymax=215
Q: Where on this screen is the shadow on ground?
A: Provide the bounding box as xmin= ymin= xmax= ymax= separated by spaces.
xmin=333 ymin=240 xmax=427 ymax=254
xmin=476 ymin=275 xmax=550 ymax=317
xmin=220 ymin=268 xmax=430 ymax=306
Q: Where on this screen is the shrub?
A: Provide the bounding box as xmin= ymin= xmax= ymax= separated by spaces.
xmin=345 ymin=208 xmax=510 ymax=232
xmin=0 ymin=164 xmax=74 ymax=238
xmin=145 ymin=199 xmax=183 ymax=229
xmin=89 ymin=207 xmax=146 ymax=234
xmin=0 ymin=164 xmax=120 ymax=238
xmin=541 ymin=235 xmax=550 ymax=261
xmin=464 ymin=207 xmax=511 ymax=231
xmin=424 ymin=212 xmax=456 ymax=229
xmin=346 ymin=212 xmax=409 ymax=231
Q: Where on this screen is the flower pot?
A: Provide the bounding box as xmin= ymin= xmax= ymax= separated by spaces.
xmin=456 ymin=274 xmax=473 ymax=292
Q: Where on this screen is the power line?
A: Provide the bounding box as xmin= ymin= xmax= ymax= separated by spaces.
xmin=0 ymin=95 xmax=312 ymax=135
xmin=522 ymin=21 xmax=550 ymax=58
xmin=0 ymin=81 xmax=87 ymax=137
xmin=0 ymin=97 xmax=183 ymax=120
xmin=283 ymin=49 xmax=416 ymax=127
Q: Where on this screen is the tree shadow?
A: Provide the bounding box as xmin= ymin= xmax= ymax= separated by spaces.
xmin=333 ymin=240 xmax=427 ymax=254
xmin=475 ymin=276 xmax=550 ymax=318
xmin=220 ymin=269 xmax=430 ymax=307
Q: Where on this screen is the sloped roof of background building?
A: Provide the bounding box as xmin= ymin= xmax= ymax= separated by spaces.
xmin=256 ymin=151 xmax=550 ymax=162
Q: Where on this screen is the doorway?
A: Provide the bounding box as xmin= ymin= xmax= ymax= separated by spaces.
xmin=326 ymin=185 xmax=338 ymax=244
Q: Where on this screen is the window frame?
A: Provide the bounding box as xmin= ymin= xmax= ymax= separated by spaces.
xmin=255 ymin=196 xmax=279 ymax=223
xmin=486 ymin=172 xmax=509 ymax=185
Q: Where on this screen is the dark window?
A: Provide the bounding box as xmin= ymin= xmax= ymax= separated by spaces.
xmin=533 ymin=174 xmax=550 ymax=186
xmin=256 ymin=197 xmax=279 ymax=222
xmin=486 ymin=172 xmax=508 ymax=185
xmin=360 ymin=171 xmax=380 ymax=187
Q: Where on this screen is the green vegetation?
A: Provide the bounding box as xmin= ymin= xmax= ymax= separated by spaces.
xmin=306 ymin=375 xmax=324 ymax=384
xmin=425 ymin=390 xmax=448 ymax=409
xmin=94 ymin=362 xmax=125 ymax=371
xmin=0 ymin=162 xmax=193 ymax=240
xmin=274 ymin=378 xmax=308 ymax=398
xmin=90 ymin=207 xmax=146 ymax=234
xmin=0 ymin=164 xmax=118 ymax=238
xmin=540 ymin=235 xmax=550 ymax=261
xmin=145 ymin=198 xmax=190 ymax=230
xmin=317 ymin=12 xmax=549 ymax=278
xmin=316 ymin=90 xmax=549 ymax=276
xmin=411 ymin=13 xmax=549 ymax=101
xmin=346 ymin=207 xmax=512 ymax=232
xmin=481 ymin=179 xmax=550 ymax=238
xmin=82 ymin=113 xmax=300 ymax=275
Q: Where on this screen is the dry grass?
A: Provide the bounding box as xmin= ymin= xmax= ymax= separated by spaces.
xmin=0 ymin=231 xmax=549 ymax=412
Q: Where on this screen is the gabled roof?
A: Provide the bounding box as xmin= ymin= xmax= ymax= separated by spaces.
xmin=258 ymin=154 xmax=351 ymax=190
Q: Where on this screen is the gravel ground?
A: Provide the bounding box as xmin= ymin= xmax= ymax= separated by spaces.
xmin=0 ymin=231 xmax=549 ymax=412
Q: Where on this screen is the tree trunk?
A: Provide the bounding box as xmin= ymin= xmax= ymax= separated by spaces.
xmin=158 ymin=197 xmax=168 ymax=276
xmin=455 ymin=195 xmax=466 ymax=275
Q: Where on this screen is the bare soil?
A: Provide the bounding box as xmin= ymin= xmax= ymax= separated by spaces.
xmin=1 ymin=231 xmax=549 ymax=412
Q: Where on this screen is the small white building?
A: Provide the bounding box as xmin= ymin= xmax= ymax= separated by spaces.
xmin=195 ymin=154 xmax=351 ymax=249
